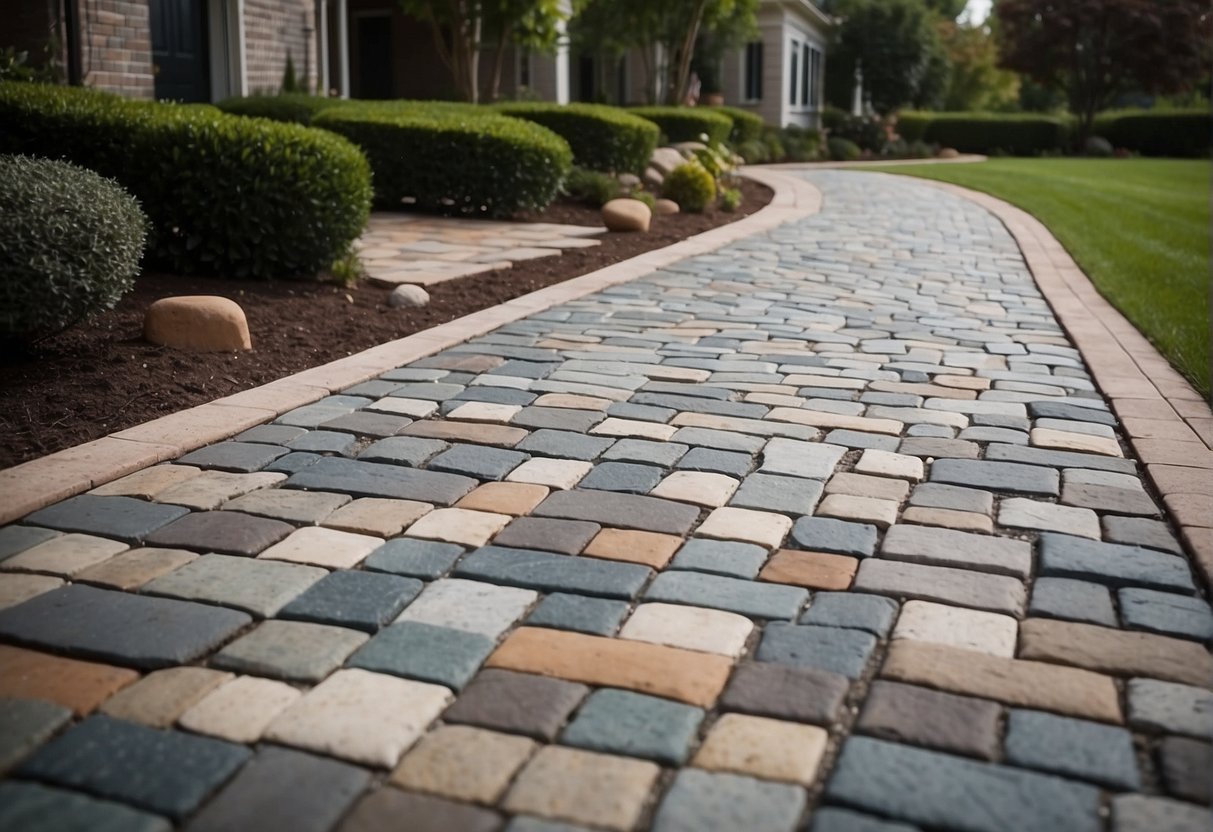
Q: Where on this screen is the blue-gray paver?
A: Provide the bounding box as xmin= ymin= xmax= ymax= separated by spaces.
xmin=278 ymin=570 xmax=423 ymax=632
xmin=363 ymin=538 xmax=464 ymax=580
xmin=347 ymin=621 xmax=495 ymax=689
xmin=651 ymin=769 xmax=806 ymax=832
xmin=790 ymin=517 xmax=878 ymax=557
xmin=526 ymin=592 xmax=631 ymax=635
xmin=1004 ymin=709 xmax=1140 ymax=790
xmin=757 ymin=622 xmax=878 ymax=679
xmin=646 ymin=571 xmax=807 ymax=620
xmin=800 ymin=592 xmax=899 ymax=637
xmin=561 ymin=689 xmax=704 ymax=764
xmin=670 ymin=539 xmax=769 ymax=579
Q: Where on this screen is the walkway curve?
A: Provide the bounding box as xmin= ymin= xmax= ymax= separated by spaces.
xmin=0 ymin=171 xmax=1208 ymax=832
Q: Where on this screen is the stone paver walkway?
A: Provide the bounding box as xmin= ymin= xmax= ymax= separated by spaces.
xmin=0 ymin=172 xmax=1210 ymax=832
xmin=356 ymin=214 xmax=604 ymax=287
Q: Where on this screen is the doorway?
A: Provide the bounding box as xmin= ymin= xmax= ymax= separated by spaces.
xmin=150 ymin=0 xmax=211 ymax=102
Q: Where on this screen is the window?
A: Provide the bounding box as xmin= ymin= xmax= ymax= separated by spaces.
xmin=519 ymin=49 xmax=531 ymax=89
xmin=744 ymin=41 xmax=763 ymax=101
xmin=809 ymin=47 xmax=821 ymax=108
xmin=789 ymin=39 xmax=799 ymax=105
xmin=801 ymin=43 xmax=809 ymax=106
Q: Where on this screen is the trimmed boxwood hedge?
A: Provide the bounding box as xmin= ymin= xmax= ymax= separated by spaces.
xmin=315 ymin=101 xmax=572 ymax=216
xmin=1093 ymin=109 xmax=1210 ymax=157
xmin=896 ymin=111 xmax=1071 ymax=155
xmin=629 ymin=106 xmax=732 ymax=145
xmin=0 ymin=82 xmax=371 ymax=279
xmin=495 ymin=102 xmax=658 ymax=174
xmin=216 ymin=92 xmax=349 ymax=125
xmin=709 ymin=106 xmax=765 ymax=144
xmin=1 ymin=154 xmax=147 ymax=342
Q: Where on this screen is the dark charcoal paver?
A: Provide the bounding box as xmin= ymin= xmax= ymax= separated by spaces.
xmin=363 ymin=539 xmax=464 ymax=580
xmin=527 ymin=592 xmax=631 ymax=636
xmin=0 ymin=526 xmax=60 ymax=562
xmin=800 ymin=592 xmax=899 ymax=637
xmin=1159 ymin=737 xmax=1212 ymax=804
xmin=17 ymin=715 xmax=250 ymax=820
xmin=493 ymin=518 xmax=600 ymax=555
xmin=646 ymin=571 xmax=807 ymax=620
xmin=455 ymin=546 xmax=651 ymax=600
xmin=347 ymin=621 xmax=494 ymax=690
xmin=0 ymin=697 xmax=72 ymax=774
xmin=279 ymin=570 xmax=423 ymax=632
xmin=561 ymin=688 xmax=703 ymax=765
xmin=1102 ymin=517 xmax=1182 ymax=554
xmin=533 ymin=490 xmax=700 ymax=535
xmin=177 ymin=442 xmax=290 ymax=473
xmin=285 ymin=431 xmax=359 ymax=455
xmin=1005 ymin=709 xmax=1139 ymax=790
xmin=184 ymin=746 xmax=370 ymax=832
xmin=757 ymin=623 xmax=877 ymax=679
xmin=856 ymin=681 xmax=1001 ymax=760
xmin=286 ymin=458 xmax=477 ymax=505
xmin=0 ymin=584 xmax=250 ymax=669
xmin=443 ymin=668 xmax=589 ymax=741
xmin=719 ymin=661 xmax=849 ymax=726
xmin=651 ymin=769 xmax=806 ymax=832
xmin=0 ymin=781 xmax=171 ymax=832
xmin=26 ymin=495 xmax=189 ymax=544
xmin=143 ymin=511 xmax=294 ymax=557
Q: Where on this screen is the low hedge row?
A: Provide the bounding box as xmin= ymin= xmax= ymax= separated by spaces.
xmin=315 ymin=102 xmax=572 ymax=216
xmin=1093 ymin=109 xmax=1210 ymax=157
xmin=896 ymin=112 xmax=1071 ymax=155
xmin=216 ymin=92 xmax=348 ymax=125
xmin=629 ymin=106 xmax=732 ymax=145
xmin=496 ymin=102 xmax=658 ymax=174
xmin=0 ymin=82 xmax=371 ymax=278
xmin=709 ymin=106 xmax=765 ymax=144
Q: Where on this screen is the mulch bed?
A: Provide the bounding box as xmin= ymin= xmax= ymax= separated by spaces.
xmin=1 ymin=179 xmax=772 ymax=468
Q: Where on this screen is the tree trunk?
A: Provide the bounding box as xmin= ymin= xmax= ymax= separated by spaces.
xmin=670 ymin=0 xmax=707 ymax=105
xmin=489 ymin=29 xmax=509 ymax=102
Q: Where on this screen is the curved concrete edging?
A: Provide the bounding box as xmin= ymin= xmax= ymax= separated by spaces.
xmin=0 ymin=168 xmax=822 ymax=525
xmin=907 ymin=176 xmax=1213 ymax=590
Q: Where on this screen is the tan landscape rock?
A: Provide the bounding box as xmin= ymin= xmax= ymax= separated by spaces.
xmin=144 ymin=295 xmax=251 ymax=352
xmin=601 ymin=199 xmax=652 ymax=233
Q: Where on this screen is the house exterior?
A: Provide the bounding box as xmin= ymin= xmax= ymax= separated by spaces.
xmin=7 ymin=0 xmax=828 ymax=127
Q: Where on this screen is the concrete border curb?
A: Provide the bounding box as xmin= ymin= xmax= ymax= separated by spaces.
xmin=0 ymin=168 xmax=822 ymax=525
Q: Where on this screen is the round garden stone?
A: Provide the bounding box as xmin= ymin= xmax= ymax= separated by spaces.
xmin=144 ymin=295 xmax=251 ymax=352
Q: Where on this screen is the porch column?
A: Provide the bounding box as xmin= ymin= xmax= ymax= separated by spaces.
xmin=554 ymin=17 xmax=569 ymax=104
xmin=337 ymin=0 xmax=350 ymax=97
xmin=318 ymin=0 xmax=330 ymax=95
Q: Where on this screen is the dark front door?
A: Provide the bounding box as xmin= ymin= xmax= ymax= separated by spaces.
xmin=356 ymin=16 xmax=393 ymax=99
xmin=150 ymin=0 xmax=210 ymax=102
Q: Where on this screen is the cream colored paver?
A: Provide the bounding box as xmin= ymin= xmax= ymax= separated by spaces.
xmin=365 ymin=397 xmax=439 ymax=418
xmin=998 ymin=498 xmax=1101 ymax=539
xmin=590 ymin=418 xmax=678 ymax=441
xmin=0 ymin=574 xmax=64 ymax=610
xmin=532 ymin=394 xmax=612 ymax=411
xmin=692 ymin=714 xmax=828 ymax=785
xmin=323 ymin=498 xmax=433 ymax=537
xmin=824 ymin=472 xmax=910 ymax=503
xmin=854 ymin=449 xmax=925 ymax=481
xmin=901 ymin=507 xmax=993 ymax=534
xmin=179 ymin=675 xmax=302 ymax=743
xmin=651 ymin=472 xmax=740 ymax=507
xmin=100 ymin=667 xmax=232 ymax=728
xmin=446 ymin=402 xmax=523 ymax=423
xmin=404 ymin=508 xmax=512 ymax=547
xmin=392 ymin=725 xmax=537 ymax=804
xmin=503 ymin=746 xmax=660 ymax=832
xmin=1031 ymin=428 xmax=1123 ymax=457
xmin=154 ymin=471 xmax=285 ymax=510
xmin=892 ymin=600 xmax=1018 ymax=658
xmin=265 ymin=668 xmax=452 ymax=768
xmin=619 ymin=603 xmax=753 ymax=657
xmin=816 ymin=494 xmax=900 ymax=529
xmin=74 ymin=547 xmax=197 ymax=590
xmin=257 ymin=526 xmax=384 ymax=569
xmin=89 ymin=464 xmax=202 ymax=498
xmin=222 ymin=489 xmax=351 ymax=524
xmin=2 ymin=534 xmax=128 ymax=577
xmin=695 ymin=507 xmax=792 ymax=549
xmin=395 ymin=578 xmax=537 ymax=638
xmin=507 ymin=458 xmax=593 ymax=489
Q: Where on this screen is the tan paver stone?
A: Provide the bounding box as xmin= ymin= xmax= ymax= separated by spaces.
xmin=824 ymin=473 xmax=909 ymax=503
xmin=457 ymin=482 xmax=550 ymax=516
xmin=854 ymin=449 xmax=925 ymax=481
xmin=323 ymin=497 xmax=433 ymax=537
xmin=816 ymin=494 xmax=899 ymax=529
xmin=758 ymin=549 xmax=857 ymax=590
xmin=619 ymin=602 xmax=754 ymax=657
xmin=447 ymin=402 xmax=523 ymax=424
xmin=258 ymin=526 xmax=384 ymax=569
xmin=506 ymin=458 xmax=593 ymax=489
xmin=90 ymin=464 xmax=202 ymax=498
xmin=402 ymin=421 xmax=530 ymax=447
xmin=100 ymin=666 xmax=232 ymax=727
xmin=1164 ymin=493 xmax=1213 ymax=529
xmin=0 ymin=574 xmax=63 ymax=610
xmin=0 ymin=644 xmax=138 ymax=715
xmin=532 ymin=394 xmax=612 ymax=411
xmin=155 ymin=471 xmax=286 ymax=510
xmin=998 ymin=497 xmax=1101 ymax=539
xmin=651 ymin=472 xmax=740 ymax=507
xmin=486 ymin=627 xmax=733 ymax=707
xmin=503 ymin=746 xmax=660 ymax=832
xmin=391 ymin=725 xmax=537 ymax=804
xmin=766 ymin=407 xmax=903 ymax=435
xmin=178 ymin=675 xmax=302 ymax=743
xmin=1 ymin=533 xmax=128 ymax=577
xmin=855 ymin=559 xmax=1025 ymax=616
xmin=869 ymin=380 xmax=978 ymax=400
xmin=364 ymin=397 xmax=439 ymax=418
xmin=935 ymin=375 xmax=990 ymax=390
xmin=583 ymin=528 xmax=682 ymax=568
xmin=404 ymin=508 xmax=512 ymax=547
xmin=882 ymin=640 xmax=1122 ymax=723
xmin=696 ymin=507 xmax=792 ymax=549
xmin=1031 ymin=428 xmax=1123 ymax=457
xmin=1019 ymin=618 xmax=1213 ymax=688
xmin=590 ymin=418 xmax=677 ymax=441
xmin=221 ymin=488 xmax=351 ymax=524
xmin=901 ymin=506 xmax=993 ymax=534
xmin=265 ymin=668 xmax=452 ymax=768
xmin=692 ymin=713 xmax=828 ymax=785
xmin=892 ymin=600 xmax=1018 ymax=657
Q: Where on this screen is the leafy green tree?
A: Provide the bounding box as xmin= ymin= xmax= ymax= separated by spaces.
xmin=939 ymin=20 xmax=1019 ymax=110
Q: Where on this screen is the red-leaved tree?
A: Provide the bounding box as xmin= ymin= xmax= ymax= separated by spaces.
xmin=996 ymin=0 xmax=1211 ymax=143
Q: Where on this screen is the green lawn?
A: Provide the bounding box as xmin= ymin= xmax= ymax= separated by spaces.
xmin=865 ymin=159 xmax=1210 ymax=397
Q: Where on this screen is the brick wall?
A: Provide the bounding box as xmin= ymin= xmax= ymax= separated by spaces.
xmin=244 ymin=0 xmax=317 ymax=94
xmin=78 ymin=0 xmax=154 ymax=98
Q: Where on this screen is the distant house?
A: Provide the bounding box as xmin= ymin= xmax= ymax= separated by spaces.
xmin=11 ymin=0 xmax=829 ymax=127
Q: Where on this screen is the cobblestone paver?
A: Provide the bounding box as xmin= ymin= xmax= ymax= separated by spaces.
xmin=0 ymin=172 xmax=1209 ymax=831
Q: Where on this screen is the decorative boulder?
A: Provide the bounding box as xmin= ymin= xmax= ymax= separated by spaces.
xmin=644 ymin=167 xmax=665 ymax=188
xmin=144 ymin=296 xmax=251 ymax=352
xmin=938 ymin=147 xmax=960 ymax=159
xmin=617 ymin=172 xmax=641 ymax=188
xmin=601 ymin=198 xmax=652 ymax=233
xmin=389 ymin=284 xmax=431 ymax=308
xmin=649 ymin=147 xmax=687 ymax=176
xmin=672 ymin=141 xmax=708 ymax=154
xmin=655 ymin=199 xmax=680 ymax=216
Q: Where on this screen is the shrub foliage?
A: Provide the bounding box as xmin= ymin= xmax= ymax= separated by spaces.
xmin=895 ymin=111 xmax=1071 ymax=155
xmin=216 ymin=93 xmax=347 ymax=125
xmin=1 ymin=154 xmax=146 ymax=342
xmin=662 ymin=161 xmax=717 ymax=213
xmin=497 ymin=102 xmax=658 ymax=173
xmin=709 ymin=106 xmax=765 ymax=144
xmin=1093 ymin=109 xmax=1210 ymax=157
xmin=629 ymin=106 xmax=732 ymax=145
xmin=0 ymin=82 xmax=372 ymax=278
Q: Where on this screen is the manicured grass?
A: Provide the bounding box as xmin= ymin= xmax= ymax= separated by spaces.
xmin=867 ymin=159 xmax=1210 ymax=397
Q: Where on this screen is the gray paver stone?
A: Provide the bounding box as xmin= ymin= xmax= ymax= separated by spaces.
xmin=0 ymin=698 xmax=72 ymax=773
xmin=1112 ymin=794 xmax=1210 ymax=832
xmin=670 ymin=539 xmax=769 ymax=579
xmin=533 ymin=490 xmax=700 ymax=535
xmin=1005 ymin=709 xmax=1139 ymax=790
xmin=285 ymin=430 xmax=359 ymax=455
xmin=177 ymin=441 xmax=289 ymax=473
xmin=719 ymin=661 xmax=849 ymax=726
xmin=443 ymin=668 xmax=588 ymax=740
xmin=456 ymin=546 xmax=651 ymax=600
xmin=882 ymin=524 xmax=1032 ymax=580
xmin=800 ymin=592 xmax=899 ymax=637
xmin=731 ymin=473 xmax=824 ymax=515
xmin=930 ymin=459 xmax=1059 ymax=496
xmin=0 ymin=527 xmax=61 ymax=562
xmin=1038 ymin=533 xmax=1196 ymax=594
xmin=854 ymin=559 xmax=1025 ymax=616
xmin=363 ymin=539 xmax=464 ymax=580
xmin=675 ymin=448 xmax=754 ymax=478
xmin=603 ymin=439 xmax=689 ymax=467
xmin=1159 ymin=737 xmax=1211 ymax=804
xmin=516 ymin=429 xmax=615 ymax=461
xmin=26 ymin=495 xmax=189 ymax=544
xmin=857 ymin=680 xmax=1000 ymax=760
xmin=810 ymin=808 xmax=922 ymax=832
xmin=579 ymin=462 xmax=665 ymax=494
xmin=142 ymin=553 xmax=327 ymax=617
xmin=986 ymin=443 xmax=1136 ymax=474
xmin=1118 ymin=588 xmax=1213 ymax=641
xmin=279 ymin=570 xmax=423 ymax=632
xmin=213 ymin=620 xmax=367 ymax=682
xmin=0 ymin=781 xmax=170 ymax=832
xmin=527 ymin=593 xmax=630 ymax=635
xmin=652 ymin=769 xmax=806 ymax=832
xmin=646 ymin=571 xmax=807 ymax=620
xmin=790 ymin=517 xmax=877 ymax=557
xmin=1102 ymin=517 xmax=1182 ymax=554
xmin=1028 ymin=578 xmax=1117 ymax=627
xmin=429 ymin=444 xmax=529 ymax=481
xmin=562 ymin=688 xmax=704 ymax=764
xmin=1127 ymin=679 xmax=1213 ymax=738
xmin=757 ymin=622 xmax=877 ymax=679
xmin=347 ymin=621 xmax=494 ymax=689
xmin=143 ymin=511 xmax=294 ymax=556
xmin=357 ymin=436 xmax=450 ymax=467
xmin=287 ymin=458 xmax=476 ymax=504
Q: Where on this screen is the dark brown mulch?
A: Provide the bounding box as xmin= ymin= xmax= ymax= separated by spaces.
xmin=0 ymin=179 xmax=772 ymax=468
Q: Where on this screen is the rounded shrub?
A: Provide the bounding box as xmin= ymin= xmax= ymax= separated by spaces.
xmin=216 ymin=93 xmax=348 ymax=125
xmin=564 ymin=166 xmax=621 ymax=207
xmin=827 ymin=137 xmax=861 ymax=161
xmin=496 ymin=102 xmax=658 ymax=174
xmin=662 ymin=161 xmax=716 ymax=213
xmin=316 ymin=102 xmax=572 ymax=217
xmin=0 ymin=82 xmax=372 ymax=279
xmin=1093 ymin=109 xmax=1211 ymax=157
xmin=629 ymin=106 xmax=732 ymax=146
xmin=0 ymin=154 xmax=146 ymax=343
xmin=709 ymin=106 xmax=765 ymax=144
xmin=904 ymin=112 xmax=1072 ymax=155
xmin=737 ymin=139 xmax=769 ymax=164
